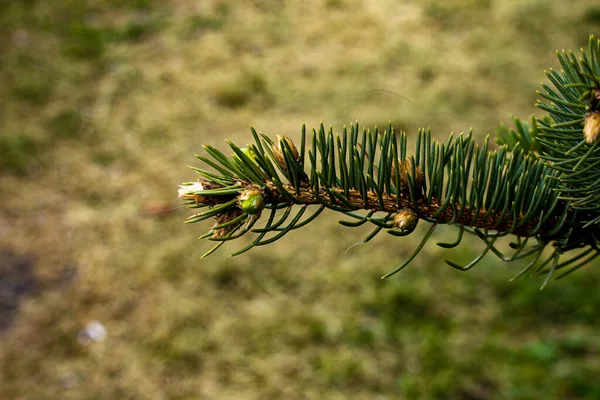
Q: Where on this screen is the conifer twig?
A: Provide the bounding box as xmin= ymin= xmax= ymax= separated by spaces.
xmin=179 ymin=36 xmax=600 ymax=285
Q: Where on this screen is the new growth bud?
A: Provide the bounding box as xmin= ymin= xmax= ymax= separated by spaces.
xmin=178 ymin=180 xmax=223 ymax=205
xmin=392 ymin=209 xmax=418 ymax=232
xmin=584 ymin=111 xmax=600 ymax=145
xmin=178 ymin=181 xmax=205 ymax=198
xmin=272 ymin=135 xmax=300 ymax=171
xmin=237 ymin=188 xmax=265 ymax=216
xmin=240 ymin=146 xmax=258 ymax=162
xmin=391 ymin=158 xmax=423 ymax=190
xmin=232 ymin=146 xmax=258 ymax=169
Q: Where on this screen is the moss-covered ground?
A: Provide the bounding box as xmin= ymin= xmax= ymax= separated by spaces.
xmin=2 ymin=1 xmax=600 ymax=398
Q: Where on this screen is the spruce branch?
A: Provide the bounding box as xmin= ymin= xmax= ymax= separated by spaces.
xmin=179 ymin=36 xmax=600 ymax=285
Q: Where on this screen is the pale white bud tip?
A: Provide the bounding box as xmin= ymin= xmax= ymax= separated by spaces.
xmin=178 ymin=182 xmax=205 ymax=197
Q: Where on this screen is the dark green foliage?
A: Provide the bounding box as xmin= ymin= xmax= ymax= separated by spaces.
xmin=47 ymin=109 xmax=84 ymax=139
xmin=584 ymin=6 xmax=600 ymax=23
xmin=537 ymin=39 xmax=600 ymax=223
xmin=10 ymin=76 xmax=54 ymax=106
xmin=495 ymin=115 xmax=542 ymax=156
xmin=63 ymin=23 xmax=106 ymax=60
xmin=185 ymin=4 xmax=230 ymax=34
xmin=0 ymin=134 xmax=38 ymax=175
xmin=213 ymin=71 xmax=271 ymax=109
xmin=109 ymin=16 xmax=166 ymax=43
xmin=181 ymin=36 xmax=600 ymax=285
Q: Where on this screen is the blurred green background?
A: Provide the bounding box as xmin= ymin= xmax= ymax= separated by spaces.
xmin=1 ymin=1 xmax=600 ymax=399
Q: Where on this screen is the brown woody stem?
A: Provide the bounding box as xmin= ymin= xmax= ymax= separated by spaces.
xmin=263 ymin=182 xmax=555 ymax=237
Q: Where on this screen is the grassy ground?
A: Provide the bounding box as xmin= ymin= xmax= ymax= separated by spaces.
xmin=1 ymin=0 xmax=600 ymax=398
